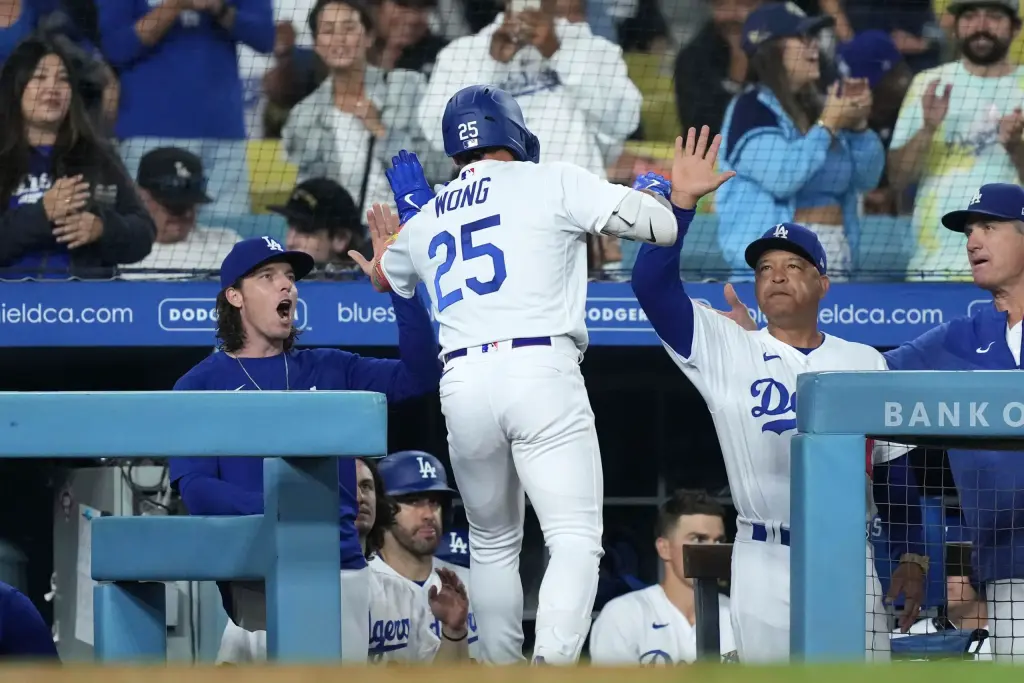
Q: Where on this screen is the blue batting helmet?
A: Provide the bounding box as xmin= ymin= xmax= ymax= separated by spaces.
xmin=378 ymin=451 xmax=457 ymax=497
xmin=441 ymin=85 xmax=540 ymax=164
xmin=435 ymin=528 xmax=471 ymax=568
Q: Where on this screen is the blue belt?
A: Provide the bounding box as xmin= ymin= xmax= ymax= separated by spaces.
xmin=751 ymin=522 xmax=790 ymax=547
xmin=443 ymin=337 xmax=552 ymax=364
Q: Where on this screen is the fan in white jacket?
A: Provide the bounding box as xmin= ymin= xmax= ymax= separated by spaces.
xmin=417 ymin=0 xmax=641 ymax=180
xmin=590 ymin=490 xmax=738 ymax=665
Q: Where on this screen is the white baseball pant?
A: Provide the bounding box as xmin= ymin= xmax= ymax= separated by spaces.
xmin=438 ymin=336 xmax=604 ymax=665
xmin=225 ymin=566 xmax=369 ymax=663
xmin=729 ymin=520 xmax=890 ymax=662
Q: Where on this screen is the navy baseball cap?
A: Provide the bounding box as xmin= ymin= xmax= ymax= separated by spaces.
xmin=942 ymin=183 xmax=1024 ymax=233
xmin=745 ymin=222 xmax=828 ymax=274
xmin=835 ymin=30 xmax=902 ymax=89
xmin=741 ymin=2 xmax=835 ymax=55
xmin=219 ymin=236 xmax=315 ymax=291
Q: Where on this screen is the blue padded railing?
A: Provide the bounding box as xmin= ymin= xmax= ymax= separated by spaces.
xmin=792 ymin=371 xmax=1024 ymax=661
xmin=0 ymin=390 xmax=386 ymax=663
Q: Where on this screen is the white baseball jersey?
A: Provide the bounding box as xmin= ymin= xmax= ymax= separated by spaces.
xmin=589 ymin=586 xmax=736 ymax=665
xmin=215 ymin=568 xmax=439 ymax=664
xmin=667 ymin=304 xmax=905 ymax=525
xmin=369 ymin=555 xmax=480 ymax=659
xmin=379 ymin=159 xmax=631 ymax=355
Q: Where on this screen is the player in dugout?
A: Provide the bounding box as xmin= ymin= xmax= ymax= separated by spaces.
xmin=722 ymin=183 xmax=1024 ymax=659
xmin=370 ymin=450 xmax=480 ymax=657
xmin=589 ymin=489 xmax=737 ymax=665
xmin=217 ymin=457 xmax=470 ymax=664
xmin=169 ymin=231 xmax=442 ymax=664
xmin=629 ymin=126 xmax=923 ymax=662
xmin=0 ymin=580 xmax=59 ymax=660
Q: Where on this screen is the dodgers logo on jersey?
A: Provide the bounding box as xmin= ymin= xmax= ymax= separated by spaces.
xmin=749 ymin=378 xmax=797 ymax=434
xmin=639 ymin=649 xmax=674 ymax=666
xmin=369 ymin=617 xmax=412 ymax=654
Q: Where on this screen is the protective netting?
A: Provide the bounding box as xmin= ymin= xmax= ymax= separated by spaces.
xmin=6 ymin=1 xmax=1023 ymax=280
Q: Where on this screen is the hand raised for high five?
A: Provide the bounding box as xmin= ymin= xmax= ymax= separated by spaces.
xmin=670 ymin=126 xmax=736 ymax=210
xmin=349 ymin=203 xmax=401 ymax=292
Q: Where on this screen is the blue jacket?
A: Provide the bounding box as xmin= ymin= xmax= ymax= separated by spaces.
xmin=885 ymin=303 xmax=1024 ymax=583
xmin=717 ymin=85 xmax=885 ymax=272
xmin=98 ymin=0 xmax=274 ymax=139
xmin=0 ymin=581 xmax=58 ymax=660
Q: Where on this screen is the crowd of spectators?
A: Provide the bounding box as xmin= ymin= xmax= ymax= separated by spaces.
xmin=0 ymin=0 xmax=1021 ymax=281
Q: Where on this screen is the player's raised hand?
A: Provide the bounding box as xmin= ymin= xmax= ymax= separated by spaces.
xmin=385 ymin=149 xmax=435 ymax=225
xmin=350 ymin=203 xmax=400 ymax=291
xmin=670 ymin=126 xmax=736 ymax=210
xmin=428 ymin=567 xmax=469 ymax=636
xmin=721 ymin=284 xmax=757 ymax=330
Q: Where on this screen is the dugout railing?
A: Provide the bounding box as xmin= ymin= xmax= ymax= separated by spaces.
xmin=792 ymin=370 xmax=1021 ymax=661
xmin=0 ymin=391 xmax=386 ymax=663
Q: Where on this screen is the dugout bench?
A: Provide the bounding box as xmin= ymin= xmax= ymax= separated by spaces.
xmin=0 ymin=391 xmax=386 ymax=663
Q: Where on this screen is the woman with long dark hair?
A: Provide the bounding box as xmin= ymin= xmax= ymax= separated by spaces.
xmin=0 ymin=34 xmax=153 ymax=279
xmin=716 ymin=2 xmax=885 ymax=280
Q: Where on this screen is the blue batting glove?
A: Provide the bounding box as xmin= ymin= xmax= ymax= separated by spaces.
xmin=385 ymin=150 xmax=434 ymax=224
xmin=632 ymin=171 xmax=672 ymax=200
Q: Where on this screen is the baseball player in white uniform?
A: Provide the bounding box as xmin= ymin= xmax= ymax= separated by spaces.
xmin=630 ymin=126 xmax=906 ymax=663
xmin=590 ymin=490 xmax=737 ymax=665
xmin=370 ymin=450 xmax=480 ymax=657
xmin=216 ymin=458 xmax=470 ymax=664
xmin=347 ymin=84 xmax=679 ymax=665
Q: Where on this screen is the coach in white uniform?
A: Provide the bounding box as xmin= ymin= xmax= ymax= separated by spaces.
xmin=352 ymin=84 xmax=679 ymax=665
xmin=217 ymin=458 xmax=470 ymax=664
xmin=590 ymin=490 xmax=737 ymax=665
xmin=371 ymin=451 xmax=480 ymax=657
xmin=630 ymin=127 xmax=914 ymax=663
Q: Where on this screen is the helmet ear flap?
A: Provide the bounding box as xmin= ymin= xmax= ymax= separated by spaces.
xmin=524 ymin=131 xmax=541 ymax=163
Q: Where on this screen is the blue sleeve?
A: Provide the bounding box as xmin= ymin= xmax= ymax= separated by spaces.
xmin=840 ymin=129 xmax=885 ymax=192
xmin=329 ymin=290 xmax=441 ymax=402
xmin=873 ymin=453 xmax=926 ymax=560
xmin=724 ymin=91 xmax=833 ymax=200
xmin=97 ymin=0 xmax=147 ymax=69
xmin=168 ymin=373 xmax=264 ymax=516
xmin=630 ymin=207 xmax=697 ymax=358
xmin=883 ymin=322 xmax=949 ymax=370
xmin=229 ymin=0 xmax=274 ymax=54
xmin=0 ymin=587 xmax=59 ymax=659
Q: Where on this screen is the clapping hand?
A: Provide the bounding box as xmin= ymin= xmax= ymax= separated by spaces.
xmin=427 ymin=567 xmax=469 ymax=637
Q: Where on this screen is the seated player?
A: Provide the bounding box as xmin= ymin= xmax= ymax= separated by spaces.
xmin=589 ymin=490 xmax=737 ymax=665
xmin=217 ymin=457 xmax=469 ymax=664
xmin=370 ymin=450 xmax=480 ymax=656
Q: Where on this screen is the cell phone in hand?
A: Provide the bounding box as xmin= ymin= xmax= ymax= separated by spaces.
xmin=509 ymin=0 xmax=543 ymax=13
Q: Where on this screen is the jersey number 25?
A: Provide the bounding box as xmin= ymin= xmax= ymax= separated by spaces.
xmin=429 ymin=214 xmax=507 ymax=312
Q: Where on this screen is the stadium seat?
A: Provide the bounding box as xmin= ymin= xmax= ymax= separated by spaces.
xmin=623 ymin=52 xmax=679 ymax=143
xmin=247 ymin=139 xmax=298 ymax=214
